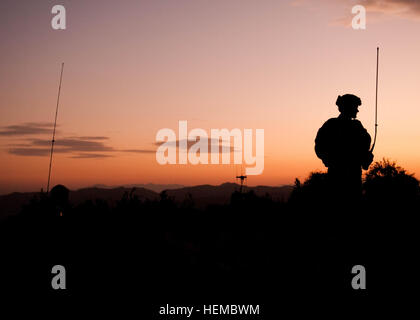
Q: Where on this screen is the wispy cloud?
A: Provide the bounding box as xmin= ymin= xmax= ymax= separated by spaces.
xmin=5 ymin=133 xmax=156 ymax=158
xmin=292 ymin=0 xmax=420 ymax=26
xmin=7 ymin=136 xmax=114 ymax=157
xmin=362 ymin=0 xmax=420 ymax=18
xmin=9 ymin=147 xmax=68 ymax=156
xmin=30 ymin=137 xmax=115 ymax=152
xmin=1 ymin=122 xmax=157 ymax=158
xmin=71 ymin=153 xmax=114 ymax=159
xmin=69 ymin=136 xmax=110 ymax=141
xmin=121 ymin=149 xmax=156 ymax=154
xmin=155 ymin=138 xmax=237 ymax=153
xmin=0 ymin=122 xmax=56 ymax=136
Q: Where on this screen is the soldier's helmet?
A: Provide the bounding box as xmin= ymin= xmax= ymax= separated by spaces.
xmin=336 ymin=94 xmax=362 ymax=110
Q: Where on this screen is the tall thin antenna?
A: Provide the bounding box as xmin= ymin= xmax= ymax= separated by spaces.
xmin=47 ymin=62 xmax=64 ymax=193
xmin=371 ymin=47 xmax=379 ymax=152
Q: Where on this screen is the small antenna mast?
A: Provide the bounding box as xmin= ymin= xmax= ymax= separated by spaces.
xmin=47 ymin=62 xmax=64 ymax=194
xmin=236 ymin=165 xmax=247 ymax=194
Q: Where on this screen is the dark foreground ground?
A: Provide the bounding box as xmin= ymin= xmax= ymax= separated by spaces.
xmin=0 ymin=183 xmax=418 ymax=316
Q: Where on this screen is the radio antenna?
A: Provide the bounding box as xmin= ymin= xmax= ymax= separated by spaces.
xmin=47 ymin=62 xmax=64 ymax=194
xmin=371 ymin=47 xmax=379 ymax=152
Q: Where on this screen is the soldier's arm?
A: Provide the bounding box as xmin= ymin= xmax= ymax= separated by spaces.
xmin=354 ymin=120 xmax=374 ymax=169
xmin=355 ymin=120 xmax=372 ymax=150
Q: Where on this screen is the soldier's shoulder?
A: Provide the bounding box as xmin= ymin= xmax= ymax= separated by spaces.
xmin=322 ymin=118 xmax=339 ymax=127
xmin=352 ymin=119 xmax=365 ymax=128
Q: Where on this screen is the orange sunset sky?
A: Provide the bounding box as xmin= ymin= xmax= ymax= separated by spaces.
xmin=1 ymin=0 xmax=420 ymax=194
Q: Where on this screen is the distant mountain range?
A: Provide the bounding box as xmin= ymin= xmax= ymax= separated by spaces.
xmin=0 ymin=183 xmax=293 ymax=220
xmin=90 ymin=183 xmax=186 ymax=193
xmin=165 ymin=183 xmax=293 ymax=208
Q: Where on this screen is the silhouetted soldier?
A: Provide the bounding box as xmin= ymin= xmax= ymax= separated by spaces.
xmin=315 ymin=94 xmax=373 ymax=202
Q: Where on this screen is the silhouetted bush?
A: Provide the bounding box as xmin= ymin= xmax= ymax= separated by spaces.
xmin=364 ymin=158 xmax=420 ymax=206
xmin=289 ymin=171 xmax=329 ymax=206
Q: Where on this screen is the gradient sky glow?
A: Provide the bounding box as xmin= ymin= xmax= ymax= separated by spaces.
xmin=1 ymin=0 xmax=420 ymax=194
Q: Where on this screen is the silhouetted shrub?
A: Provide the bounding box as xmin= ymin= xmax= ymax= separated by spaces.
xmin=289 ymin=171 xmax=329 ymax=206
xmin=364 ymin=158 xmax=420 ymax=206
